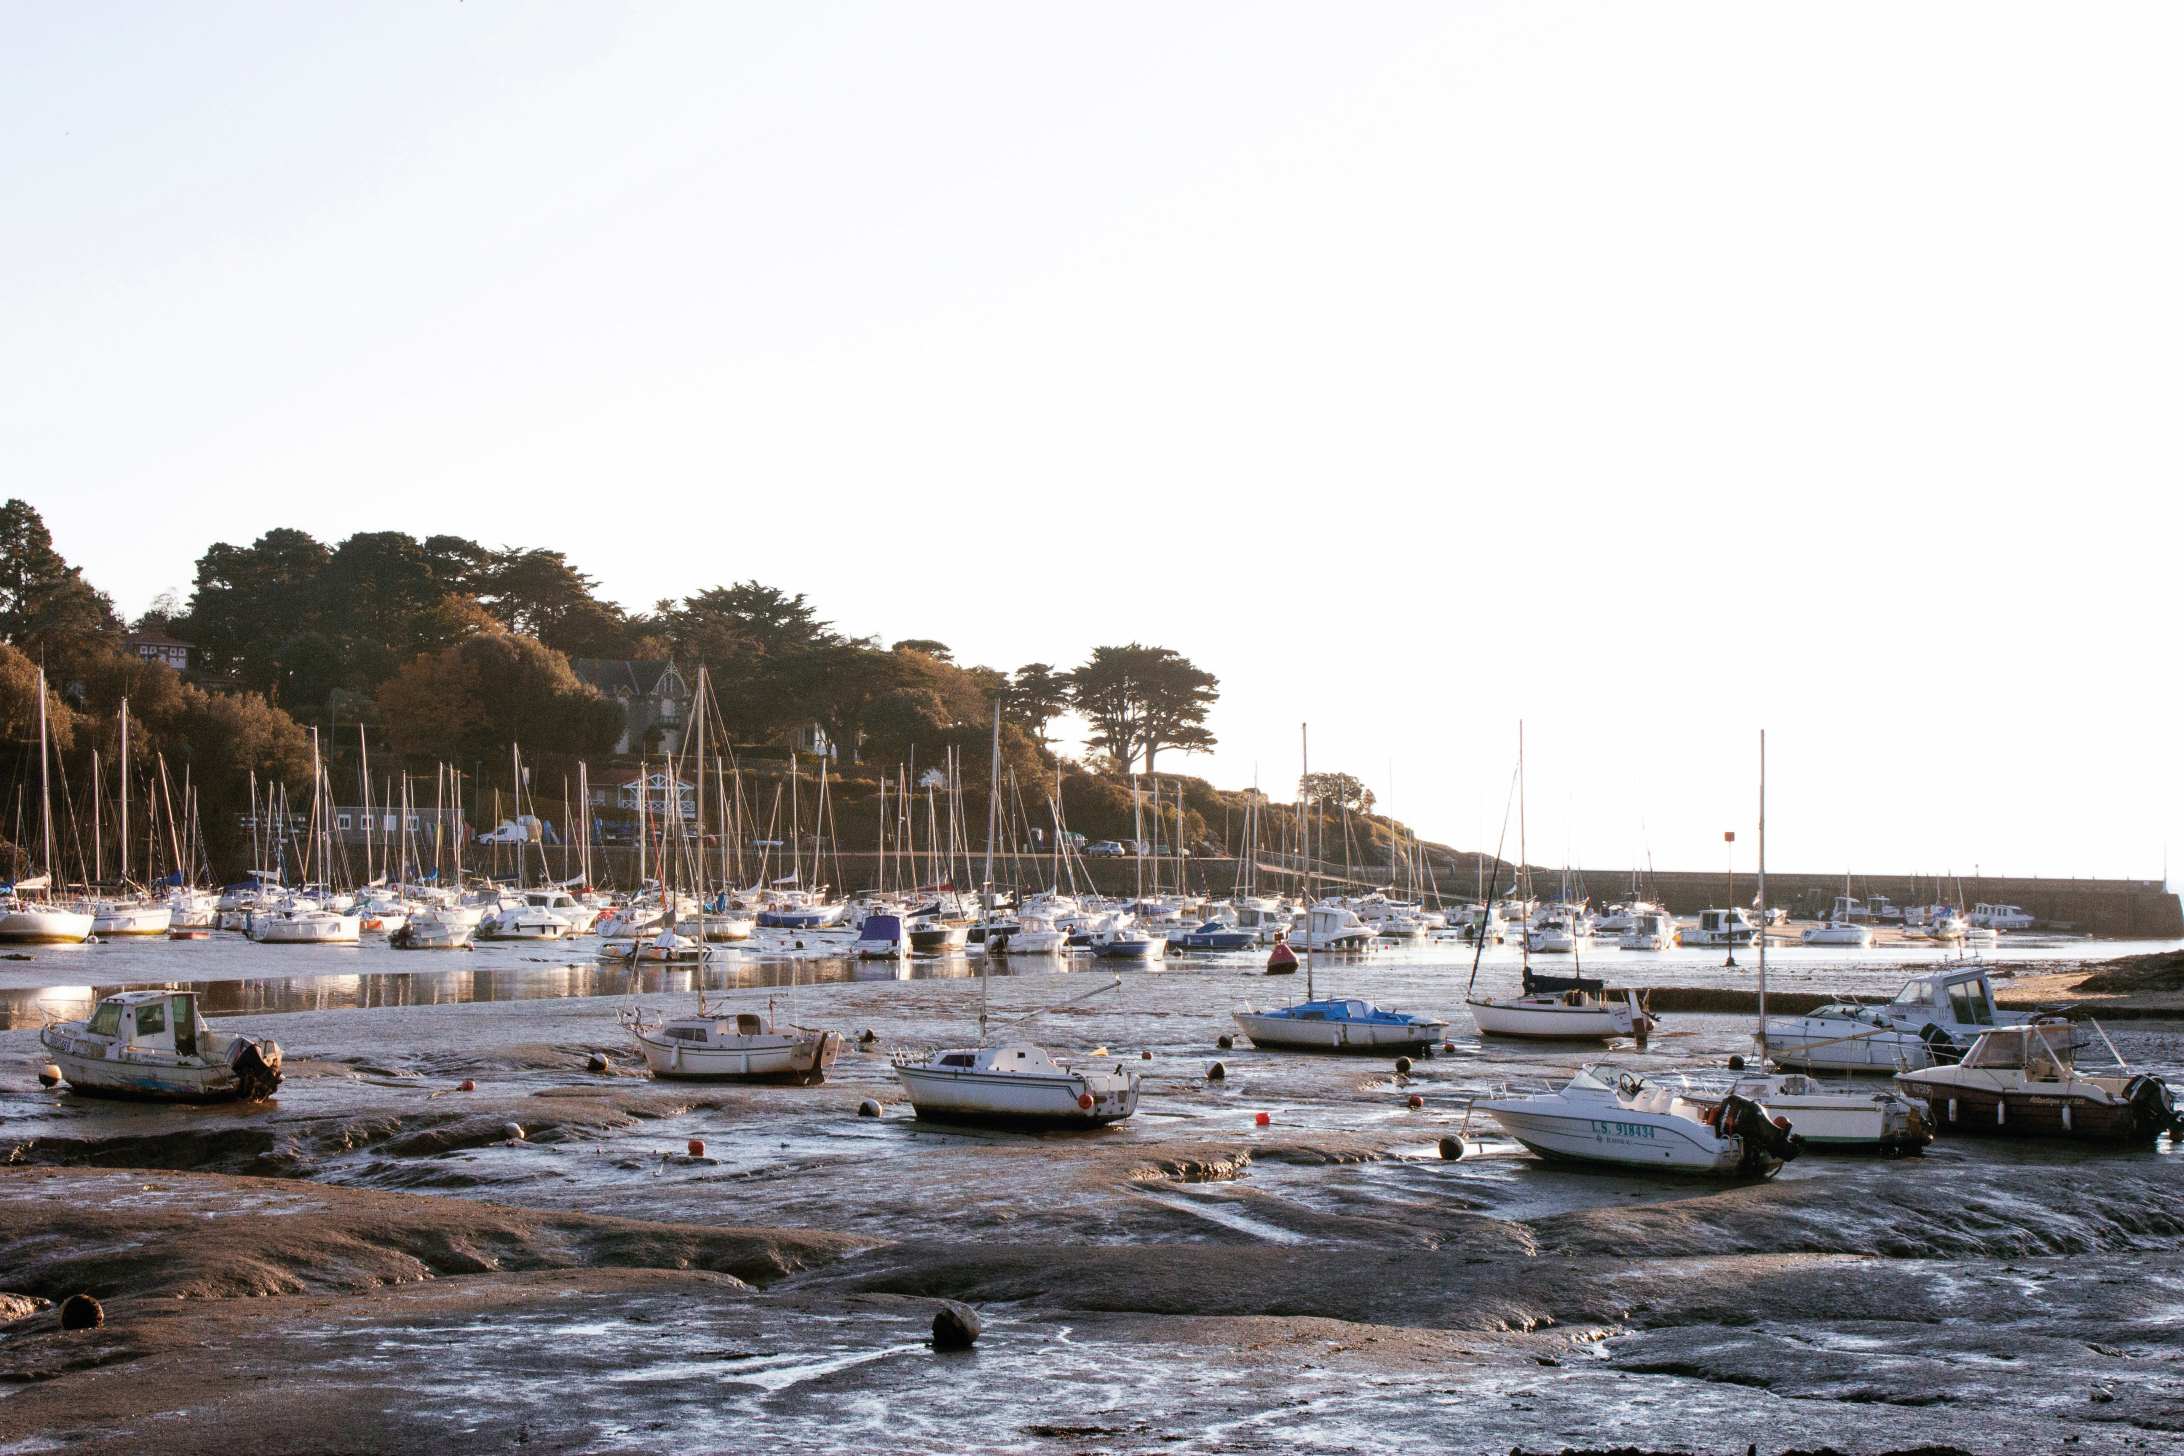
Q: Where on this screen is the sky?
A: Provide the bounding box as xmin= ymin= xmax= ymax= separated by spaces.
xmin=5 ymin=2 xmax=2179 ymax=882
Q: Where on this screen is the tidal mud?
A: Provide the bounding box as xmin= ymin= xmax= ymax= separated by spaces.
xmin=2 ymin=943 xmax=2179 ymax=1452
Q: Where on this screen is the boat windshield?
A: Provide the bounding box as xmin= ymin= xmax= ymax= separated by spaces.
xmin=1945 ymin=977 xmax=1994 ymax=1026
xmin=87 ymin=1001 xmax=122 ymax=1036
xmin=1889 ymin=979 xmax=1932 ymax=1008
xmin=1963 ymin=1025 xmax=2073 ymax=1072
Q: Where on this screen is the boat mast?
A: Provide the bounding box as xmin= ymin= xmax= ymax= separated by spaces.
xmin=1756 ymin=728 xmax=1768 ymax=1058
xmin=118 ymin=697 xmax=130 ymax=884
xmin=35 ymin=669 xmax=55 ymax=887
xmin=1301 ymin=721 xmax=1313 ymax=1001
xmin=1517 ymin=720 xmax=1530 ymax=988
xmin=982 ymin=703 xmax=1000 ymax=909
xmin=359 ymin=725 xmax=374 ymax=886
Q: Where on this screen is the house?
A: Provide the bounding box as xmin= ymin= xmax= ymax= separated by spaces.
xmin=569 ymin=659 xmax=691 ymax=756
xmin=123 ymin=628 xmax=192 ymax=673
xmin=592 ymin=772 xmax=698 ymax=821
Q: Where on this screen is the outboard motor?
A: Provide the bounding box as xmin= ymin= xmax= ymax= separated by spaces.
xmin=2123 ymin=1074 xmax=2182 ymax=1141
xmin=1720 ymin=1093 xmax=1802 ymax=1173
xmin=1918 ymin=1024 xmax=1960 ymax=1063
xmin=230 ymin=1039 xmax=283 ymax=1101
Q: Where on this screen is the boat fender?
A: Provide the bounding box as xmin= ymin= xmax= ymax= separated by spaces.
xmin=1207 ymin=1061 xmax=1227 ymax=1081
xmin=37 ymin=1064 xmax=61 ymax=1089
xmin=1077 ymin=1092 xmax=1095 ymax=1111
xmin=1437 ymin=1135 xmax=1464 ymax=1161
xmin=856 ymin=1098 xmax=882 ymax=1118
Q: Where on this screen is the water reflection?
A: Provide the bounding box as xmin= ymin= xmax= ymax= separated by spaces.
xmin=0 ymin=953 xmax=1001 ymax=1028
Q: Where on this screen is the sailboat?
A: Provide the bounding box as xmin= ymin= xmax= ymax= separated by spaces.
xmin=1232 ymin=725 xmax=1449 ymax=1054
xmin=1465 ymin=725 xmax=1653 ymax=1042
xmin=0 ymin=669 xmax=94 ymax=944
xmin=1727 ymin=730 xmax=1932 ymax=1153
xmin=621 ymin=990 xmax=841 ymax=1084
xmin=896 ymin=711 xmax=1141 ymax=1126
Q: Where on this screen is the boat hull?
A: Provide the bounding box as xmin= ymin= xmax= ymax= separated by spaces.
xmin=632 ymin=1029 xmax=840 ymax=1084
xmin=1467 ymin=996 xmax=1642 ymax=1041
xmin=1232 ymin=1010 xmax=1448 ymax=1053
xmin=1895 ymin=1076 xmax=2169 ymax=1143
xmin=895 ymin=1064 xmax=1138 ymax=1125
xmin=0 ymin=908 xmax=95 ymax=943
xmin=1480 ymin=1104 xmax=1763 ymax=1175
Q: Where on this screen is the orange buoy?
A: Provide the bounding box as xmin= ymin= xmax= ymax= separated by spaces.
xmin=1254 ymin=1111 xmax=1271 ymax=1127
xmin=687 ymin=1137 xmax=706 ymax=1157
xmin=1078 ymin=1093 xmax=1095 ymax=1111
xmin=1442 ymin=1041 xmax=1455 ymax=1053
xmin=458 ymin=1079 xmax=476 ymax=1092
xmin=1407 ymin=1093 xmax=1424 ymax=1110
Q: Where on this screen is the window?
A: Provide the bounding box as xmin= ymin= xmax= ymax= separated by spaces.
xmin=134 ymin=1001 xmax=166 ymax=1037
xmin=88 ymin=1002 xmax=122 ymax=1036
xmin=1947 ymin=980 xmax=1992 ymax=1026
xmin=939 ymin=1053 xmax=976 ymax=1068
xmin=336 ymin=815 xmax=352 ymax=830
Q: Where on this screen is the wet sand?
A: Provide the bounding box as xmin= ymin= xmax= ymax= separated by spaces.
xmin=2 ymin=936 xmax=2180 ymax=1453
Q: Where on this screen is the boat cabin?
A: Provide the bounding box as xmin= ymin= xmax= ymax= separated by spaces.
xmin=1971 ymin=903 xmax=2036 ymax=930
xmin=1958 ymin=1023 xmax=2078 ymax=1076
xmin=1829 ymin=895 xmax=1868 ymax=922
xmin=1887 ymin=969 xmax=2000 ymax=1028
xmin=83 ymin=990 xmax=211 ymax=1058
xmin=659 ymin=1012 xmax=770 ymax=1045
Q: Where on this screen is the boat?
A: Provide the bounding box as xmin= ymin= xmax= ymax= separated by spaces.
xmin=1463 ymin=724 xmax=1656 ymax=1043
xmin=88 ymin=898 xmax=173 ymax=937
xmin=1764 ymin=965 xmax=2034 ymax=1072
xmin=894 ymin=1042 xmax=1140 ymax=1126
xmin=983 ymin=914 xmax=1066 ymax=956
xmin=1167 ymin=919 xmax=1258 ymax=952
xmin=1732 ymin=730 xmax=1933 ymax=1154
xmin=1898 ymin=1021 xmax=2183 ymax=1143
xmin=1477 ymin=1066 xmax=1801 ymax=1176
xmin=0 ymin=677 xmax=92 ymax=945
xmin=1801 ymin=919 xmax=1873 ymax=947
xmin=853 ymin=912 xmax=910 ymax=960
xmin=39 ymin=990 xmax=282 ymax=1101
xmin=1525 ymin=909 xmax=1583 ymax=954
xmin=248 ymin=899 xmax=363 ymax=944
xmin=621 ymin=997 xmax=840 ymax=1084
xmin=1088 ymin=918 xmax=1166 ymax=961
xmin=390 ymin=905 xmax=474 ymax=949
xmin=1286 ymin=904 xmax=1379 ymax=952
xmin=475 ymin=900 xmax=572 ymax=941
xmin=1617 ymin=909 xmax=1677 ymax=951
xmin=1683 ymin=907 xmax=1758 ymax=947
xmin=1232 ymin=997 xmax=1450 ymax=1052
xmin=1970 ymin=902 xmax=2037 ymax=931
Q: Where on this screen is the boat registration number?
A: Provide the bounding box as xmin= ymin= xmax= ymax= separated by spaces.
xmin=1590 ymin=1120 xmax=1656 ymax=1140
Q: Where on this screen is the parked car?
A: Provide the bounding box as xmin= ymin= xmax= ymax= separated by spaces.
xmin=1085 ymin=841 xmax=1127 ymax=858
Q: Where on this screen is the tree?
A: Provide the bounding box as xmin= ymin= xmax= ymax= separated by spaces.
xmin=318 ymin=532 xmax=465 ymax=689
xmin=0 ymin=641 xmax=78 ymax=752
xmin=157 ymin=684 xmax=315 ymax=871
xmin=892 ymin=638 xmax=952 ymax=660
xmin=771 ymin=642 xmax=905 ymax=766
xmin=1067 ymin=644 xmax=1219 ymax=774
xmin=185 ymin=528 xmax=332 ymax=695
xmin=1005 ymin=663 xmax=1071 ymax=746
xmin=1299 ymin=771 xmax=1374 ymax=813
xmin=0 ymin=500 xmax=71 ymax=643
xmin=480 ymin=549 xmax=630 ymax=657
xmin=377 ymin=623 xmax=623 ymax=765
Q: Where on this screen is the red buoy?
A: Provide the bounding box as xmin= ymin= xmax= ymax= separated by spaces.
xmin=1078 ymin=1093 xmax=1095 ymax=1110
xmin=458 ymin=1079 xmax=476 ymax=1092
xmin=687 ymin=1137 xmax=706 ymax=1157
xmin=1407 ymin=1093 xmax=1424 ymax=1110
xmin=1442 ymin=1041 xmax=1455 ymax=1053
xmin=1254 ymin=1111 xmax=1271 ymax=1127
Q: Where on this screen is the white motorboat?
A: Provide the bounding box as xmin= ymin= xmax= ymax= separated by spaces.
xmin=39 ymin=990 xmax=282 ymax=1102
xmin=1285 ymin=904 xmax=1379 ymax=952
xmin=1232 ymin=997 xmax=1450 ymax=1052
xmin=390 ymin=905 xmax=474 ymax=949
xmin=894 ymin=1042 xmax=1140 ymax=1126
xmin=88 ymin=899 xmax=173 ymax=937
xmin=167 ymin=888 xmax=219 ymax=931
xmin=1089 ymin=919 xmax=1166 ymax=962
xmin=1801 ymin=920 xmax=1873 ymax=947
xmin=1717 ymin=1070 xmax=1931 ymax=1152
xmin=1478 ymin=1066 xmax=1801 ymax=1176
xmin=520 ymin=888 xmax=599 ymax=934
xmin=1616 ymin=910 xmax=1676 ymax=951
xmin=602 ymin=928 xmax=708 ymax=963
xmin=248 ymin=901 xmax=362 ymax=944
xmin=1898 ymin=1021 xmax=2183 ymax=1144
xmin=985 ymin=914 xmax=1067 ymax=956
xmin=622 ymin=999 xmax=840 ymax=1084
xmin=1764 ymin=966 xmax=2033 ymax=1072
xmin=1683 ymin=907 xmax=1758 ymax=947
xmin=476 ymin=903 xmax=572 ymax=941
xmin=1970 ymin=902 xmax=2036 ymax=931
xmin=1525 ymin=913 xmax=1582 ymax=954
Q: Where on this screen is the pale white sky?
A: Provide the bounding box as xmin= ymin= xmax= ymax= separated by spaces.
xmin=7 ymin=3 xmax=2179 ymax=880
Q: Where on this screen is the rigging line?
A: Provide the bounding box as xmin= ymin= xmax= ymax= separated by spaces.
xmin=1465 ymin=761 xmax=1522 ymax=998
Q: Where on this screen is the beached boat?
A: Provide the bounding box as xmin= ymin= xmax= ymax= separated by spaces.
xmin=1089 ymin=919 xmax=1166 ymax=961
xmin=983 ymin=914 xmax=1067 ymax=956
xmin=40 ymin=990 xmax=282 ymax=1101
xmin=1478 ymin=1066 xmax=1801 ymax=1176
xmin=1897 ymin=1021 xmax=2183 ymax=1143
xmin=1617 ymin=909 xmax=1677 ymax=951
xmin=390 ymin=904 xmax=474 ymax=949
xmin=476 ymin=901 xmax=572 ymax=941
xmin=1683 ymin=907 xmax=1759 ymax=947
xmin=1718 ymin=1070 xmax=1931 ymax=1152
xmin=88 ymin=898 xmax=172 ymax=937
xmin=1233 ymin=997 xmax=1449 ymax=1053
xmin=248 ymin=900 xmax=363 ymax=944
xmin=1763 ymin=966 xmax=2033 ymax=1072
xmin=1466 ymin=980 xmax=1654 ymax=1041
xmin=0 ymin=892 xmax=95 ymax=944
xmin=1800 ymin=919 xmax=1873 ymax=947
xmin=622 ymin=999 xmax=840 ymax=1084
xmin=894 ymin=1042 xmax=1140 ymax=1126
xmin=853 ymin=912 xmax=910 ymax=960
